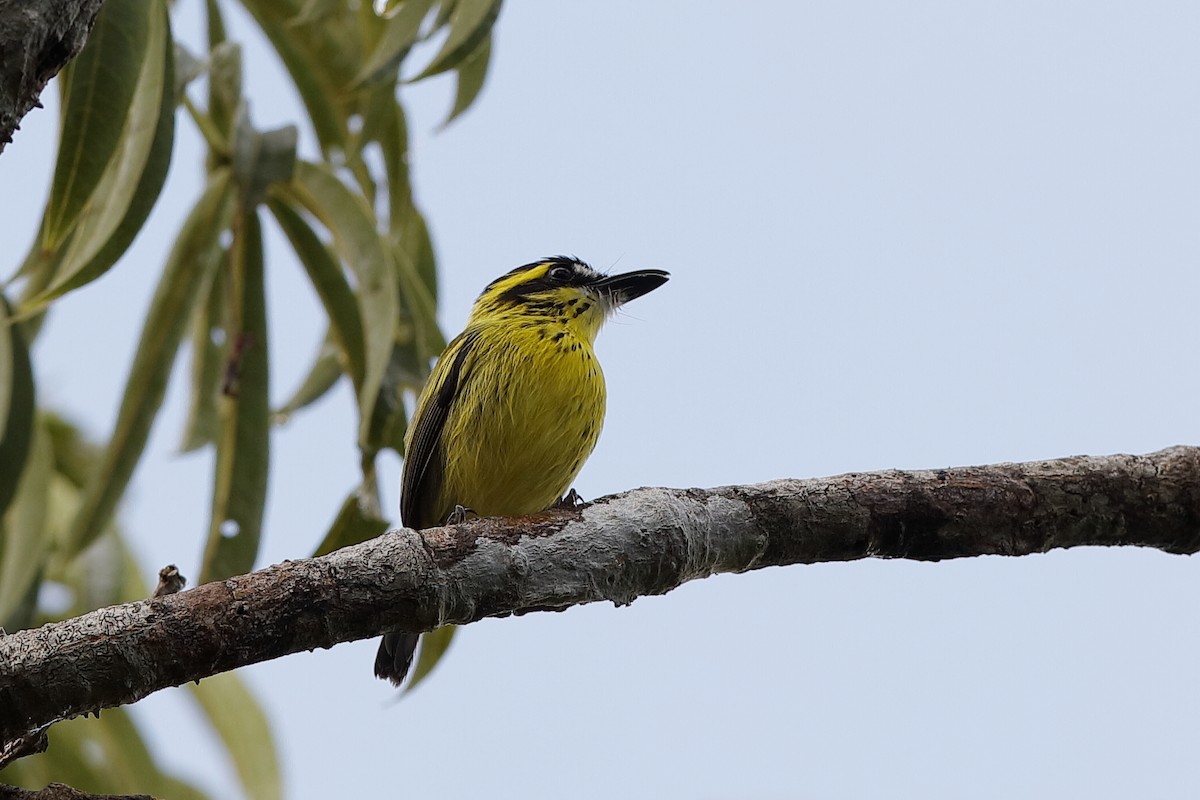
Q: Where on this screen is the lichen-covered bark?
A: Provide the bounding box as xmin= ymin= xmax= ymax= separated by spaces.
xmin=1 ymin=447 xmax=1197 ymax=747
xmin=0 ymin=0 xmax=105 ymax=151
xmin=0 ymin=783 xmax=153 ymax=799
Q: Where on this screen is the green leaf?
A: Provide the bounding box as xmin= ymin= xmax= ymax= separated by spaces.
xmin=200 ymin=209 xmax=270 ymax=583
xmin=268 ymin=195 xmax=366 ymax=387
xmin=410 ymin=0 xmax=500 ymax=82
xmin=67 ymin=169 xmax=236 ymax=556
xmin=392 ymin=239 xmax=446 ymax=361
xmin=441 ymin=31 xmax=491 ymax=127
xmin=89 ymin=707 xmax=209 ymax=799
xmin=188 ymin=672 xmax=282 ymax=800
xmin=43 ymin=411 xmax=101 ymax=489
xmin=206 ymin=0 xmax=228 ymax=50
xmin=237 ymin=0 xmax=347 ymax=151
xmin=273 ymin=331 xmax=343 ymax=420
xmin=292 ymin=0 xmax=344 ymax=26
xmin=312 ymin=490 xmax=389 ymax=557
xmin=26 ymin=0 xmax=175 ymax=308
xmin=393 ymin=195 xmax=437 ymax=301
xmin=208 ymin=41 xmax=243 ymax=140
xmin=374 ymin=96 xmax=412 ymax=233
xmin=41 ymin=0 xmax=155 ymax=249
xmin=232 ymin=108 xmax=299 ymax=208
xmin=0 ymin=294 xmax=35 ymax=520
xmin=179 ymin=254 xmax=229 ymax=453
xmin=405 ymin=626 xmax=456 ymax=693
xmin=354 ymin=0 xmax=436 ymax=86
xmin=284 ymin=161 xmax=399 ymax=450
xmin=3 ymin=709 xmax=209 ymax=799
xmin=0 ymin=417 xmax=51 ymax=631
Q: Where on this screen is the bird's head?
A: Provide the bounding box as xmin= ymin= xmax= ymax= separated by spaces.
xmin=471 ymin=256 xmax=669 ymax=341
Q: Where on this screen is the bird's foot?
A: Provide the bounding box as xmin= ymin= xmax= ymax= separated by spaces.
xmin=446 ymin=504 xmax=478 ymax=525
xmin=556 ymin=488 xmax=585 ymax=509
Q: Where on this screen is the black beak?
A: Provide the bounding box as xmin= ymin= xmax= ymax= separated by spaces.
xmin=592 ymin=269 xmax=670 ymax=306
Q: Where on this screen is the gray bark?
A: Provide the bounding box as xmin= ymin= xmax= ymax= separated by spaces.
xmin=2 ymin=446 xmax=1198 ymax=748
xmin=0 ymin=0 xmax=104 ymax=151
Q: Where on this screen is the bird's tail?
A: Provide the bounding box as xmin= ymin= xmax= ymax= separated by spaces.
xmin=374 ymin=632 xmax=420 ymax=686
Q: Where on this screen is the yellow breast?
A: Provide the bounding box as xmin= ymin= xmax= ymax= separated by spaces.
xmin=437 ymin=319 xmax=607 ymax=519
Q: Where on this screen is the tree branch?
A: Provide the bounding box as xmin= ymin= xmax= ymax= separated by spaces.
xmin=0 ymin=0 xmax=105 ymax=151
xmin=2 ymin=447 xmax=1198 ymax=746
xmin=0 ymin=783 xmax=153 ymax=800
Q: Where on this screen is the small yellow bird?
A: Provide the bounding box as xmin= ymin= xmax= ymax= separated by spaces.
xmin=374 ymin=256 xmax=669 ymax=684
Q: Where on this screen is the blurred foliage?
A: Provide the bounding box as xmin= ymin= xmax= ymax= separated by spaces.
xmin=0 ymin=0 xmax=498 ymax=794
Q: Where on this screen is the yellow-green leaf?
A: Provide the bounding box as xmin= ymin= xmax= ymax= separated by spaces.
xmin=200 ymin=209 xmax=270 ymax=583
xmin=273 ymin=331 xmax=343 ymax=420
xmin=208 ymin=41 xmax=243 ymax=140
xmin=180 ymin=254 xmax=229 ymax=452
xmin=284 ymin=161 xmax=399 ymax=450
xmin=312 ymin=490 xmax=389 ymax=557
xmin=268 ymin=195 xmax=366 ymax=388
xmin=0 ymin=417 xmax=51 ymax=631
xmin=188 ymin=672 xmax=282 ymax=800
xmin=355 ymin=0 xmax=436 ymax=86
xmin=238 ymin=0 xmax=347 ymax=151
xmin=409 ymin=0 xmax=500 ymax=82
xmin=392 ymin=239 xmax=445 ymax=362
xmin=3 ymin=709 xmax=209 ymax=799
xmin=42 ymin=0 xmax=155 ymax=249
xmin=362 ymin=92 xmax=410 ymax=233
xmin=441 ymin=31 xmax=491 ymax=127
xmin=0 ymin=294 xmax=35 ymax=519
xmin=405 ymin=626 xmax=456 ymax=693
xmin=27 ymin=0 xmax=175 ymax=308
xmin=67 ymin=169 xmax=236 ymax=556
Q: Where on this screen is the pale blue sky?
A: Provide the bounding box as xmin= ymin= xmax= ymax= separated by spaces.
xmin=4 ymin=2 xmax=1200 ymax=798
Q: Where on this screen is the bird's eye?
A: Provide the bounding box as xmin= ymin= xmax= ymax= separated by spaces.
xmin=548 ymin=265 xmax=573 ymax=283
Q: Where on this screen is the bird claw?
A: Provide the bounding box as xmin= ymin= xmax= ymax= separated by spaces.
xmin=446 ymin=504 xmax=478 ymax=525
xmin=556 ymin=488 xmax=584 ymax=509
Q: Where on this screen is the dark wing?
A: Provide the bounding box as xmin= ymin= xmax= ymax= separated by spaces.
xmin=400 ymin=328 xmax=480 ymax=529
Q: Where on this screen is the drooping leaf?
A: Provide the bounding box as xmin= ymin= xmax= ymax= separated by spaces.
xmin=283 ymin=161 xmax=399 ymax=450
xmin=237 ymin=0 xmax=347 ymax=151
xmin=312 ymin=490 xmax=389 ymax=557
xmin=180 ymin=253 xmax=229 ymax=452
xmin=268 ymin=195 xmax=366 ymax=387
xmin=292 ymin=0 xmax=344 ymax=26
xmin=373 ymin=95 xmax=412 ymax=233
xmin=200 ymin=209 xmax=270 ymax=583
xmin=66 ymin=170 xmax=236 ymax=556
xmin=87 ymin=707 xmax=210 ymax=799
xmin=0 ymin=417 xmax=51 ymax=631
xmin=273 ymin=331 xmax=343 ymax=420
xmin=3 ymin=708 xmax=209 ymax=799
xmin=188 ymin=672 xmax=282 ymax=800
xmin=354 ymin=0 xmax=436 ymax=86
xmin=208 ymin=41 xmax=243 ymax=141
xmin=409 ymin=0 xmax=500 ymax=82
xmin=393 ymin=194 xmax=437 ymax=301
xmin=41 ymin=0 xmax=155 ymax=249
xmin=405 ymin=626 xmax=456 ymax=694
xmin=392 ymin=239 xmax=445 ymax=362
xmin=0 ymin=294 xmax=35 ymax=520
xmin=206 ymin=0 xmax=227 ymax=50
xmin=441 ymin=31 xmax=491 ymax=127
xmin=26 ymin=0 xmax=175 ymax=308
xmin=43 ymin=411 xmax=101 ymax=489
